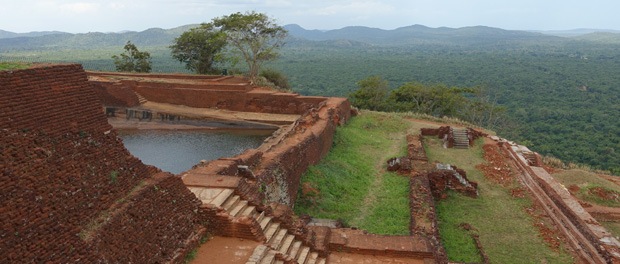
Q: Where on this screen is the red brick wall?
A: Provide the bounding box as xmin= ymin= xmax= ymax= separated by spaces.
xmin=90 ymin=81 xmax=140 ymax=107
xmin=0 ymin=64 xmax=203 ymax=263
xmin=0 ymin=64 xmax=110 ymax=135
xmin=255 ymin=98 xmax=348 ymax=205
xmin=132 ymin=85 xmax=324 ymax=114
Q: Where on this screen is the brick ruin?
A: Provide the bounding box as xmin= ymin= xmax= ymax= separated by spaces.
xmin=0 ymin=64 xmax=204 ymax=263
xmin=1 ymin=64 xmax=497 ymax=263
xmin=421 ymin=126 xmax=486 ymax=148
xmin=2 ymin=65 xmax=369 ymax=263
xmin=13 ymin=64 xmax=613 ymax=263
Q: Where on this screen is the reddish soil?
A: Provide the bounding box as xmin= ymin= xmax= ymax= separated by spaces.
xmin=476 ymin=143 xmax=514 ymax=186
xmin=568 ymin=185 xmax=581 ymax=194
xmin=524 ymin=203 xmax=563 ymax=252
xmin=191 ymin=236 xmax=260 ymax=264
xmin=510 ymin=187 xmax=526 ymax=198
xmin=589 ymin=187 xmax=620 ymax=202
xmin=328 ymin=252 xmax=426 ymax=264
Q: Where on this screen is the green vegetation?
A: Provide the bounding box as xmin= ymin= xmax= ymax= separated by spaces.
xmin=426 ymin=137 xmax=574 ymax=263
xmin=112 ymin=41 xmax=152 ymax=73
xmin=109 ymin=170 xmax=119 ymax=183
xmin=213 ymin=11 xmax=288 ymax=82
xmin=294 ymin=112 xmax=410 ymax=235
xmin=350 ymin=76 xmax=507 ymax=130
xmin=266 ymin=44 xmax=620 ymax=174
xmin=0 ymin=61 xmax=30 ymax=70
xmin=578 ymin=184 xmax=620 ymax=207
xmin=170 ymin=11 xmax=288 ymax=80
xmin=170 ymin=24 xmax=227 ymax=74
xmin=554 ymin=170 xmax=620 ymax=207
xmin=601 ymin=222 xmax=620 ymax=238
xmin=258 ymin=68 xmax=291 ymax=91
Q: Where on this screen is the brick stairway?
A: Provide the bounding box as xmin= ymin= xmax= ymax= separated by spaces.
xmin=134 ymin=91 xmax=148 ymax=105
xmin=452 ymin=127 xmax=469 ymax=149
xmin=187 ymin=187 xmax=326 ymax=264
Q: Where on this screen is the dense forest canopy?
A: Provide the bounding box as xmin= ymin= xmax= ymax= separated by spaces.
xmin=0 ymin=24 xmax=618 ymax=174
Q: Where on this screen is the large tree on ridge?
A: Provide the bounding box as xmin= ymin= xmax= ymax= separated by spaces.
xmin=112 ymin=41 xmax=152 ymax=73
xmin=212 ymin=11 xmax=288 ymax=83
xmin=170 ymin=24 xmax=227 ymax=74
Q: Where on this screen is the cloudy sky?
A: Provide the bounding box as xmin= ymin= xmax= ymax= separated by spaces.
xmin=1 ymin=0 xmax=619 ymax=33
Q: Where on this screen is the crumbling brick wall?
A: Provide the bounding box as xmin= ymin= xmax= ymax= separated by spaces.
xmin=90 ymin=81 xmax=140 ymax=107
xmin=88 ymin=71 xmax=328 ymax=114
xmin=427 ymin=167 xmax=479 ymax=199
xmin=247 ymin=99 xmax=350 ymax=206
xmin=0 ymin=64 xmax=204 ymax=263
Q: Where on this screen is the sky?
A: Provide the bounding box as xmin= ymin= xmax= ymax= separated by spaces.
xmin=1 ymin=0 xmax=619 ymax=33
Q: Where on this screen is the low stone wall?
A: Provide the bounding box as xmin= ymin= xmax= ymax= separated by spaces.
xmin=0 ymin=64 xmax=204 ymax=263
xmin=328 ymin=229 xmax=435 ymax=259
xmin=408 ymin=133 xmax=448 ymax=263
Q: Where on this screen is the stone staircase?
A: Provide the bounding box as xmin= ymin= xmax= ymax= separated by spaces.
xmin=134 ymin=91 xmax=148 ymax=105
xmin=452 ymin=127 xmax=469 ymax=149
xmin=187 ymin=187 xmax=326 ymax=264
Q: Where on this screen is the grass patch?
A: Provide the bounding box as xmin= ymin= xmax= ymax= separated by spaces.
xmin=294 ymin=112 xmax=410 ymax=235
xmin=578 ymin=184 xmax=620 ymax=207
xmin=553 ymin=169 xmax=620 ymax=207
xmin=601 ymin=221 xmax=620 ymax=238
xmin=357 ymin=172 xmax=410 ymax=234
xmin=426 ymin=136 xmax=574 ymax=263
xmin=0 ymin=61 xmax=31 ymax=71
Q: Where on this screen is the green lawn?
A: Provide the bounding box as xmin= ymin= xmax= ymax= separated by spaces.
xmin=0 ymin=62 xmax=31 ymax=71
xmin=426 ymin=137 xmax=574 ymax=263
xmin=294 ymin=111 xmax=411 ymax=235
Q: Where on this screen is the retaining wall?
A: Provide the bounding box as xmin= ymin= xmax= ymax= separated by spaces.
xmin=0 ymin=64 xmax=204 ymax=263
xmin=88 ymin=71 xmax=327 ymax=114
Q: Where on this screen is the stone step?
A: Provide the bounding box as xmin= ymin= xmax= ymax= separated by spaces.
xmin=306 ymin=252 xmax=319 ymax=264
xmin=269 ymin=228 xmax=288 ymax=249
xmin=222 ymin=195 xmax=241 ymax=211
xmin=240 ymin=205 xmax=257 ymax=218
xmin=211 ymin=188 xmax=235 ymax=208
xmin=288 ymin=241 xmax=302 ymax=260
xmin=187 ymin=187 xmax=209 ymax=203
xmin=264 ymin=222 xmax=281 ymax=242
xmin=135 ymin=92 xmax=148 ymax=104
xmin=259 ymin=250 xmax=276 ymax=264
xmin=230 ymin=200 xmax=248 ymax=217
xmin=260 ymin=215 xmax=272 ymax=231
xmin=247 ymin=245 xmax=268 ymax=264
xmin=280 ymin=234 xmax=295 ymax=254
xmin=316 ymin=258 xmax=326 ymax=264
xmin=297 ymin=246 xmax=310 ymax=264
xmin=256 ymin=211 xmax=266 ymax=223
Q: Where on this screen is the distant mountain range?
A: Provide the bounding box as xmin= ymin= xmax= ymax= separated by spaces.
xmin=1 ymin=24 xmax=620 ymax=51
xmin=0 ymin=29 xmax=69 ymax=39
